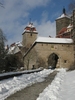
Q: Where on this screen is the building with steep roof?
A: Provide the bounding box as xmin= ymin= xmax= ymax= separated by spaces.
xmin=56 ymin=8 xmax=71 ymax=36
xmin=8 ymin=8 xmax=74 ymax=70
xmin=22 ymin=13 xmax=74 ymax=70
xmin=23 ymin=35 xmax=74 ymax=69
xmin=7 ymin=8 xmax=75 ymax=71
xmin=22 ymin=22 xmax=38 ymax=48
xmin=56 ymin=24 xmax=73 ymax=38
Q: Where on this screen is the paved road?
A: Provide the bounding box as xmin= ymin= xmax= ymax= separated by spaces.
xmin=5 ymin=71 xmax=58 ymax=100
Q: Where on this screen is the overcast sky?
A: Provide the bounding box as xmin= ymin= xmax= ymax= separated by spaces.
xmin=0 ymin=0 xmax=72 ymax=45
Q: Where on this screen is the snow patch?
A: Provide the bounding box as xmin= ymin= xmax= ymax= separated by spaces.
xmin=0 ymin=69 xmax=53 ymax=100
xmin=37 ymin=68 xmax=66 ymax=100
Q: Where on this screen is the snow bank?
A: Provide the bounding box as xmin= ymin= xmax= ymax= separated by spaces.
xmin=0 ymin=69 xmax=53 ymax=100
xmin=1 ymin=68 xmax=75 ymax=100
xmin=37 ymin=68 xmax=66 ymax=100
xmin=58 ymin=70 xmax=75 ymax=100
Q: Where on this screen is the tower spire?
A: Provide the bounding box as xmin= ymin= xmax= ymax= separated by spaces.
xmin=63 ymin=8 xmax=66 ymax=14
xmin=29 ymin=18 xmax=31 ymax=24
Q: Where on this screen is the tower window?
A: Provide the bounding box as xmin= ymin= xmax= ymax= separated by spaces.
xmin=64 ymin=60 xmax=67 ymax=63
xmin=30 ymin=33 xmax=32 ymax=36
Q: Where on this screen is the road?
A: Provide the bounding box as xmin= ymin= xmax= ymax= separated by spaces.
xmin=5 ymin=71 xmax=58 ymax=100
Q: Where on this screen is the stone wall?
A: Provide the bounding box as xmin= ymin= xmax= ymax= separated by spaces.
xmin=56 ymin=17 xmax=71 ymax=35
xmin=24 ymin=42 xmax=74 ymax=69
xmin=22 ymin=32 xmax=37 ymax=47
xmin=24 ymin=47 xmax=38 ymax=70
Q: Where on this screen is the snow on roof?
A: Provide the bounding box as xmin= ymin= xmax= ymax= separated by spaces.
xmin=57 ymin=13 xmax=70 ymax=20
xmin=9 ymin=46 xmax=15 ymax=52
xmin=35 ymin=37 xmax=73 ymax=44
xmin=16 ymin=41 xmax=23 ymax=47
xmin=23 ymin=29 xmax=38 ymax=33
xmin=27 ymin=23 xmax=35 ymax=28
xmin=22 ymin=23 xmax=38 ymax=34
xmin=8 ymin=41 xmax=22 ymax=54
xmin=67 ymin=24 xmax=73 ymax=28
xmin=23 ymin=37 xmax=73 ymax=57
xmin=8 ymin=46 xmax=15 ymax=54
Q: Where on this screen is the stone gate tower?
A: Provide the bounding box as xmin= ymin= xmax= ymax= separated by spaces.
xmin=56 ymin=8 xmax=71 ymax=35
xmin=22 ymin=22 xmax=38 ymax=48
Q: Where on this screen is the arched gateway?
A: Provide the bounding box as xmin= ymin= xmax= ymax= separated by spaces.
xmin=48 ymin=53 xmax=59 ymax=69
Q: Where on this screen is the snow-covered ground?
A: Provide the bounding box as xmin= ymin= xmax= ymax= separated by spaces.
xmin=37 ymin=68 xmax=75 ymax=100
xmin=0 ymin=69 xmax=53 ymax=100
xmin=0 ymin=68 xmax=75 ymax=100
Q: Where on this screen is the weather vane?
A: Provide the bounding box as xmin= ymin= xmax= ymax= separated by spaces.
xmin=29 ymin=18 xmax=31 ymax=24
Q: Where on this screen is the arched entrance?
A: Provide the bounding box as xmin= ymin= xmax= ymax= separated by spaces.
xmin=48 ymin=53 xmax=59 ymax=69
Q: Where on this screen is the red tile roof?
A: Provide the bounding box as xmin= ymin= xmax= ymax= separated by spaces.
xmin=56 ymin=27 xmax=71 ymax=38
xmin=58 ymin=27 xmax=67 ymax=34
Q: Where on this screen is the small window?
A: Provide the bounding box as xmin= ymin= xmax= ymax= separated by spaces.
xmin=42 ymin=43 xmax=43 ymax=46
xmin=64 ymin=60 xmax=67 ymax=63
xmin=30 ymin=33 xmax=32 ymax=36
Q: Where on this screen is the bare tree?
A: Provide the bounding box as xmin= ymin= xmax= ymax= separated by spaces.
xmin=0 ymin=29 xmax=7 ymax=72
xmin=68 ymin=0 xmax=75 ymax=12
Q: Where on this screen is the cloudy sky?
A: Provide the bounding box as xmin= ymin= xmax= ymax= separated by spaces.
xmin=0 ymin=0 xmax=72 ymax=45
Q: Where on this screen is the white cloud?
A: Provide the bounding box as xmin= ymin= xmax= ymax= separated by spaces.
xmin=23 ymin=0 xmax=50 ymax=8
xmin=41 ymin=11 xmax=48 ymax=22
xmin=7 ymin=20 xmax=56 ymax=45
xmin=35 ymin=21 xmax=56 ymax=38
xmin=34 ymin=10 xmax=56 ymax=38
xmin=0 ymin=0 xmax=54 ymax=45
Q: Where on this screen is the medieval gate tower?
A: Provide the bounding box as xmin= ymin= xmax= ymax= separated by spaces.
xmin=22 ymin=22 xmax=38 ymax=48
xmin=56 ymin=8 xmax=71 ymax=35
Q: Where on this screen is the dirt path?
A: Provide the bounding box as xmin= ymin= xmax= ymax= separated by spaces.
xmin=5 ymin=71 xmax=58 ymax=100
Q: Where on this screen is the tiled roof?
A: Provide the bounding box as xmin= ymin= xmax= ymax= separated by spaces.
xmin=23 ymin=23 xmax=38 ymax=33
xmin=58 ymin=27 xmax=67 ymax=34
xmin=56 ymin=13 xmax=70 ymax=20
xmin=57 ymin=24 xmax=73 ymax=38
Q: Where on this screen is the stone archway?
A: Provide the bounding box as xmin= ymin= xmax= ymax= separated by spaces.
xmin=48 ymin=53 xmax=59 ymax=69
